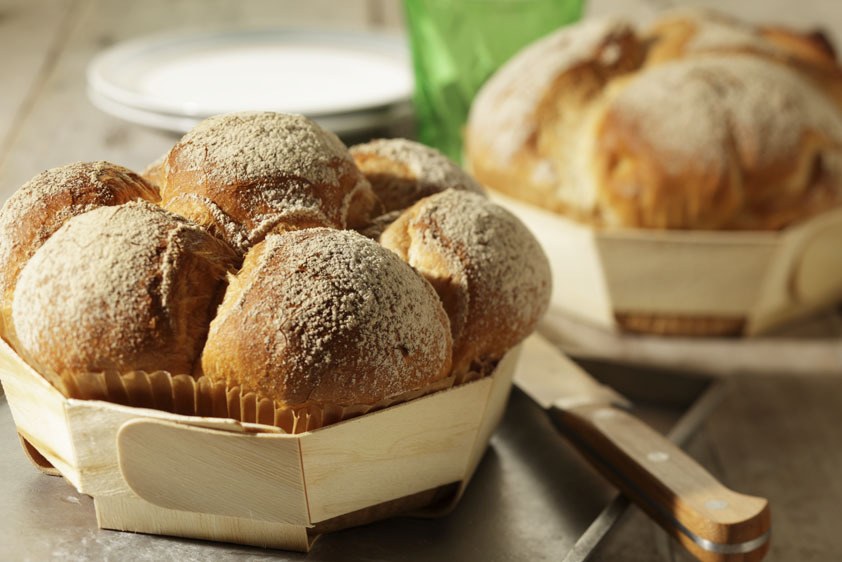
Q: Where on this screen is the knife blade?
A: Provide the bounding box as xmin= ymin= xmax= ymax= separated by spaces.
xmin=514 ymin=334 xmax=771 ymax=562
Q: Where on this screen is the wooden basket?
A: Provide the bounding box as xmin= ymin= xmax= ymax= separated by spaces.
xmin=490 ymin=191 xmax=842 ymax=336
xmin=0 ymin=339 xmax=520 ymax=551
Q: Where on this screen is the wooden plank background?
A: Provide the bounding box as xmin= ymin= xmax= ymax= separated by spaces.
xmin=0 ymin=1 xmax=840 ymax=560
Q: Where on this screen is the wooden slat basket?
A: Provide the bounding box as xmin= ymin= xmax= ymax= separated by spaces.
xmin=491 ymin=192 xmax=842 ymax=336
xmin=0 ymin=339 xmax=520 ymax=551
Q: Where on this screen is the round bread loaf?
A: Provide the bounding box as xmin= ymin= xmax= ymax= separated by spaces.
xmin=381 ymin=190 xmax=551 ymax=377
xmin=0 ymin=161 xmax=159 ymax=346
xmin=201 ymin=228 xmax=452 ymax=407
xmin=350 ymin=138 xmax=485 ymax=213
xmin=465 ymin=12 xmax=842 ymax=230
xmin=160 ymin=112 xmax=380 ymax=254
xmin=466 ymin=12 xmax=842 ymax=336
xmin=12 ymin=201 xmax=238 ymax=388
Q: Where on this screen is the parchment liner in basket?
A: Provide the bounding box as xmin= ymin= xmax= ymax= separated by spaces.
xmin=56 ymin=367 xmax=478 ymax=434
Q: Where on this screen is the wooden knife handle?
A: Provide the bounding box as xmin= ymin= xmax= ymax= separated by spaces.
xmin=550 ymin=404 xmax=771 ymax=562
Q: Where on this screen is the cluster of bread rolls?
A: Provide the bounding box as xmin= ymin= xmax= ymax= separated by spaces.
xmin=0 ymin=113 xmax=551 ymax=425
xmin=466 ymin=9 xmax=842 ymax=231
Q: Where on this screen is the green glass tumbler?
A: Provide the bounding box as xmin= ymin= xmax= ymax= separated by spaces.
xmin=403 ymin=0 xmax=583 ymax=162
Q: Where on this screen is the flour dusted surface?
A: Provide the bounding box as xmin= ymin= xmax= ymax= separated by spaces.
xmin=383 ymin=190 xmax=551 ymax=375
xmin=12 ymin=201 xmax=229 ymax=378
xmin=411 ymin=190 xmax=551 ymax=334
xmin=0 ymin=162 xmax=157 ymax=296
xmin=172 ymin=112 xmax=350 ymax=187
xmin=205 ymin=228 xmax=451 ymax=406
xmin=605 ymin=55 xmax=842 ymax=175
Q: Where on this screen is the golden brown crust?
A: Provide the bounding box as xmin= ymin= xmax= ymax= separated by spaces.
xmin=381 ymin=190 xmax=551 ymax=377
xmin=5 ymin=113 xmax=545 ymax=414
xmin=594 ymin=56 xmax=842 ymax=229
xmin=643 ymin=10 xmax=842 ymax=115
xmin=11 ymin=201 xmax=238 ymax=386
xmin=466 ymin=19 xmax=644 ymax=223
xmin=201 ymin=228 xmax=452 ymax=407
xmin=161 ymin=112 xmax=379 ymax=254
xmin=0 ymin=162 xmax=159 ymax=347
xmin=465 ymin=11 xmax=842 ymax=232
xmin=761 ymin=28 xmax=837 ymax=66
xmin=350 ymin=138 xmax=485 ymax=214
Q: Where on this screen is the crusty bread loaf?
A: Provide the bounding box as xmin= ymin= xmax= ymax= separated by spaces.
xmin=160 ymin=112 xmax=381 ymax=254
xmin=466 ymin=11 xmax=842 ymax=231
xmin=381 ymin=190 xmax=551 ymax=377
xmin=4 ymin=112 xmax=550 ymax=425
xmin=201 ymin=228 xmax=452 ymax=407
xmin=466 ymin=11 xmax=842 ymax=336
xmin=351 ymin=138 xmax=485 ymax=213
xmin=12 ymin=201 xmax=238 ymax=389
xmin=349 ymin=138 xmax=487 ymax=239
xmin=0 ymin=162 xmax=159 ymax=347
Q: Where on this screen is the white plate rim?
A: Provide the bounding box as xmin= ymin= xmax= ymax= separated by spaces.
xmin=88 ymin=87 xmax=414 ymax=136
xmin=87 ymin=27 xmax=413 ymax=118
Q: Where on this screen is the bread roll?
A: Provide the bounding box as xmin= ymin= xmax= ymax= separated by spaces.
xmin=381 ymin=190 xmax=551 ymax=377
xmin=465 ymin=13 xmax=842 ymax=230
xmin=12 ymin=201 xmax=238 ymax=388
xmin=201 ymin=228 xmax=452 ymax=407
xmin=350 ymin=138 xmax=485 ymax=213
xmin=0 ymin=161 xmax=159 ymax=346
xmin=160 ymin=112 xmax=380 ymax=254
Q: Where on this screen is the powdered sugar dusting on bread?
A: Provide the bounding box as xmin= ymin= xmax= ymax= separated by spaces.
xmin=0 ymin=161 xmax=158 ymax=305
xmin=164 ymin=112 xmax=373 ymax=247
xmin=387 ymin=190 xmax=551 ymax=370
xmin=173 ymin=112 xmax=349 ymax=186
xmin=653 ymin=8 xmax=782 ymax=55
xmin=205 ymin=228 xmax=451 ymax=406
xmin=415 ymin=190 xmax=550 ymax=323
xmin=0 ymin=161 xmax=157 ymax=247
xmin=605 ymin=55 xmax=842 ymax=174
xmin=12 ymin=201 xmax=231 ymax=378
xmin=469 ymin=19 xmax=632 ymax=163
xmin=351 ymin=138 xmax=484 ymax=206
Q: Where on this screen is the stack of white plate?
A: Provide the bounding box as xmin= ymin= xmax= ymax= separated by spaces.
xmin=87 ymin=28 xmax=415 ymax=138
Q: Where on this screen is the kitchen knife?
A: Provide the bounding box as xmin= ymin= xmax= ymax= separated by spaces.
xmin=513 ymin=334 xmax=771 ymax=562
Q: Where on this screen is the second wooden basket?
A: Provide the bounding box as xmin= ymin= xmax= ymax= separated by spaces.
xmin=491 ymin=191 xmax=842 ymax=335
